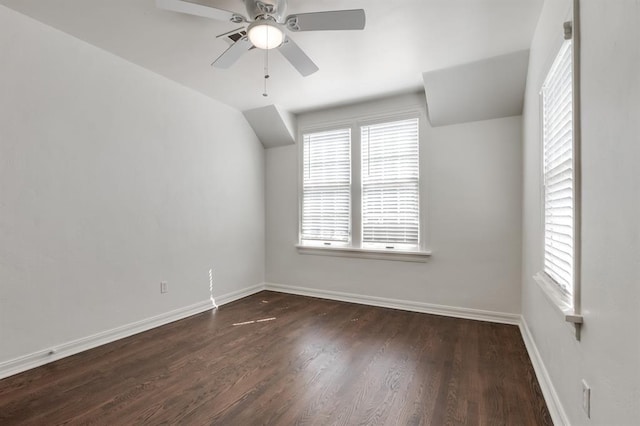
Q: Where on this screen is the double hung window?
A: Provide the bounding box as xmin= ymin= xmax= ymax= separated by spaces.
xmin=300 ymin=115 xmax=424 ymax=258
xmin=541 ymin=39 xmax=575 ymax=296
xmin=361 ymin=119 xmax=420 ymax=250
xmin=301 ymin=129 xmax=351 ymax=245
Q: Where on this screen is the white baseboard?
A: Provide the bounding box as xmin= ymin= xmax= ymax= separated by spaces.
xmin=0 ymin=281 xmax=270 ymax=380
xmin=519 ymin=316 xmax=570 ymax=426
xmin=214 ymin=283 xmax=265 ymax=307
xmin=0 ymin=299 xmax=214 ymax=381
xmin=0 ymin=282 xmax=268 ymax=381
xmin=263 ymin=282 xmax=520 ymax=325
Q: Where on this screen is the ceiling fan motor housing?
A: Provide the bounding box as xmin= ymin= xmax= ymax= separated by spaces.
xmin=244 ymin=0 xmax=287 ymax=22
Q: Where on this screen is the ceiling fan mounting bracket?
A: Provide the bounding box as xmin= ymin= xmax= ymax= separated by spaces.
xmin=256 ymin=2 xmax=275 ymax=15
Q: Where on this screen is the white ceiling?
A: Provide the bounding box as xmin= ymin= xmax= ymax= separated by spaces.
xmin=0 ymin=0 xmax=543 ymax=114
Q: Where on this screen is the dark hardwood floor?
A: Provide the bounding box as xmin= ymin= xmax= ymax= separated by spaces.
xmin=0 ymin=291 xmax=551 ymax=425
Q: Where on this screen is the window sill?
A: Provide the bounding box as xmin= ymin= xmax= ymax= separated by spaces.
xmin=533 ymin=271 xmax=583 ymax=338
xmin=296 ymin=244 xmax=432 ymax=263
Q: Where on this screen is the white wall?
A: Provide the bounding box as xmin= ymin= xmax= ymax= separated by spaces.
xmin=266 ymin=93 xmax=523 ymax=315
xmin=0 ymin=6 xmax=265 ymax=364
xmin=521 ymin=0 xmax=640 ymax=424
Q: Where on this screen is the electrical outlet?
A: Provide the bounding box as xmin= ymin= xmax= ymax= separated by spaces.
xmin=160 ymin=281 xmax=168 ymax=294
xmin=582 ymin=379 xmax=591 ymax=418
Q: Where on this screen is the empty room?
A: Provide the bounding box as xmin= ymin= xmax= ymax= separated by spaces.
xmin=0 ymin=0 xmax=638 ymax=425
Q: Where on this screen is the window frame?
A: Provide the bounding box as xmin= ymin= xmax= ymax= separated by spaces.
xmin=300 ymin=127 xmax=353 ymax=247
xmin=360 ymin=117 xmax=421 ymax=251
xmin=533 ymin=18 xmax=583 ymax=337
xmin=297 ymin=109 xmax=431 ymax=262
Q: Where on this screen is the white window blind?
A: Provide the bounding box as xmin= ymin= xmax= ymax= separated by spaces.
xmin=301 ymin=128 xmax=351 ymax=244
xmin=361 ymin=118 xmax=419 ymax=249
xmin=542 ymin=40 xmax=574 ymax=294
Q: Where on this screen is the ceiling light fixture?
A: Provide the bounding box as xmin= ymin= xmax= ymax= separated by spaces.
xmin=247 ymin=20 xmax=284 ymax=50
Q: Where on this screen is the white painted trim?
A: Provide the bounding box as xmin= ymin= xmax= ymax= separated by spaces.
xmin=296 ymin=244 xmax=431 ymax=263
xmin=536 ymin=7 xmax=583 ymax=342
xmin=213 ymin=283 xmax=265 ymax=306
xmin=519 ymin=316 xmax=570 ymax=426
xmin=263 ymin=282 xmax=519 ymax=325
xmin=533 ymin=272 xmax=573 ymax=314
xmin=297 ymin=101 xmax=432 ymax=256
xmin=0 ymin=283 xmax=267 ymax=380
xmin=533 ymin=272 xmax=582 ymax=339
xmin=0 ymin=299 xmax=214 ymax=380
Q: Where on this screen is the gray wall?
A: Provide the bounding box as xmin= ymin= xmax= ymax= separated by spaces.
xmin=266 ymin=94 xmax=523 ymax=315
xmin=0 ymin=6 xmax=265 ymax=364
xmin=521 ymin=0 xmax=640 ymax=424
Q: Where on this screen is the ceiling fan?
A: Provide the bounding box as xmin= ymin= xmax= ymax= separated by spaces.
xmin=156 ymin=0 xmax=366 ymax=77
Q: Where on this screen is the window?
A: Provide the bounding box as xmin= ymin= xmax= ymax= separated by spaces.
xmin=299 ymin=115 xmax=427 ymax=260
xmin=541 ymin=39 xmax=575 ymax=295
xmin=361 ymin=118 xmax=420 ymax=250
xmin=534 ymin=21 xmax=582 ymax=335
xmin=301 ymin=128 xmax=351 ymax=245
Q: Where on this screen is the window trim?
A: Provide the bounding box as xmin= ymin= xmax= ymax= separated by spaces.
xmin=297 ymin=108 xmax=431 ymax=261
xmin=534 ymin=14 xmax=583 ymax=338
xmin=296 ymin=244 xmax=431 ymax=263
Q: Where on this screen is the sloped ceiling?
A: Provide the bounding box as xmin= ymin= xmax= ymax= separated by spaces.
xmin=423 ymin=50 xmax=530 ymax=127
xmin=243 ymin=105 xmax=296 ymax=148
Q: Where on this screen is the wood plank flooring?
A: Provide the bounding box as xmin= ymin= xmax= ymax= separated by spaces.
xmin=0 ymin=291 xmax=551 ymax=425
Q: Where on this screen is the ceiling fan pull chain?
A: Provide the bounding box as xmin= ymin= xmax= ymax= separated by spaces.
xmin=263 ymin=30 xmax=270 ymax=97
xmin=263 ymin=73 xmax=268 ymax=97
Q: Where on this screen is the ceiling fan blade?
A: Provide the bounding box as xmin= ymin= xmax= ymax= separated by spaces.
xmin=156 ymin=0 xmax=242 ymax=23
xmin=278 ymin=37 xmax=319 ymax=77
xmin=285 ymin=9 xmax=366 ymax=32
xmin=212 ymin=37 xmax=252 ymax=69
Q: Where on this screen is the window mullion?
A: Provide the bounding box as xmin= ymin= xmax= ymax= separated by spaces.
xmin=351 ymin=123 xmax=362 ymax=247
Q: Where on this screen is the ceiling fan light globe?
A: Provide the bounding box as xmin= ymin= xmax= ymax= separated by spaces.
xmin=248 ymin=21 xmax=284 ymax=50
